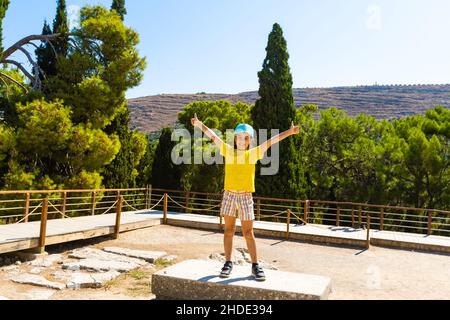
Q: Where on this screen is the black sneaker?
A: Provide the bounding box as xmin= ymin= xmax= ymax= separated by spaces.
xmin=220 ymin=261 xmax=233 ymax=278
xmin=252 ymin=263 xmax=266 ymax=282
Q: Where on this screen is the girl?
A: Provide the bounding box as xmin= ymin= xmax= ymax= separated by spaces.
xmin=191 ymin=114 xmax=300 ymax=281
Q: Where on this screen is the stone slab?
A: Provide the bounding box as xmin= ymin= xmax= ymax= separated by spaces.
xmin=28 ymin=254 xmax=63 ymax=267
xmin=11 ymin=274 xmax=66 ymax=290
xmin=152 ymin=259 xmax=332 ymax=300
xmin=66 ymin=271 xmax=121 ymax=289
xmin=102 ymin=247 xmax=167 ymax=263
xmin=62 ymin=258 xmax=141 ymax=273
xmin=69 ymin=248 xmax=147 ymax=266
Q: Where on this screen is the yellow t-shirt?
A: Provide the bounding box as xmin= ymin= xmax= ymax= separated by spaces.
xmin=219 ymin=141 xmax=265 ymax=193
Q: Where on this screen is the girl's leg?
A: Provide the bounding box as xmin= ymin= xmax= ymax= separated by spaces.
xmin=241 ymin=220 xmax=258 ymax=264
xmin=224 ymin=215 xmax=237 ymax=261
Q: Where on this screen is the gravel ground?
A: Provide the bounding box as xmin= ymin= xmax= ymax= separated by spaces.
xmin=1 ymin=224 xmax=450 ymax=300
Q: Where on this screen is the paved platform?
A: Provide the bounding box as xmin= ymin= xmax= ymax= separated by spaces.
xmin=1 ymin=209 xmax=449 ymax=256
xmin=147 ymin=211 xmax=450 ymax=253
xmin=0 ymin=211 xmax=160 ymax=254
xmin=152 ymin=259 xmax=332 ymax=300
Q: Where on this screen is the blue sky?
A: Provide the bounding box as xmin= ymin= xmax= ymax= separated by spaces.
xmin=3 ymin=0 xmax=450 ymax=98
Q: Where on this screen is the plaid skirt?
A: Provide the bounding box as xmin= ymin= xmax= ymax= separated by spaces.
xmin=220 ymin=190 xmax=255 ymax=221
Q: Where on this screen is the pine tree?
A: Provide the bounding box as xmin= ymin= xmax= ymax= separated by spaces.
xmin=251 ymin=23 xmax=305 ymax=200
xmin=111 ymin=0 xmax=127 ymax=21
xmin=2 ymin=6 xmax=146 ymax=190
xmin=0 ymin=0 xmax=10 ymax=55
xmin=151 ymin=128 xmax=183 ymax=190
xmin=104 ymin=0 xmax=151 ymax=189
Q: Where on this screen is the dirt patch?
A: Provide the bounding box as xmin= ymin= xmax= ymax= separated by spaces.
xmin=1 ymin=224 xmax=450 ymax=300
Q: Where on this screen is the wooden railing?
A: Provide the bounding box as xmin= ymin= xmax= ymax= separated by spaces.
xmin=0 ymin=187 xmax=160 ymax=253
xmin=148 ymin=188 xmax=450 ymax=238
xmin=0 ymin=188 xmax=152 ymax=225
xmin=1 ymin=186 xmax=449 ymax=251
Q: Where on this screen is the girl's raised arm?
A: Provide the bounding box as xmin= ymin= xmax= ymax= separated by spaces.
xmin=191 ymin=113 xmax=224 ymax=148
xmin=259 ymin=122 xmax=301 ymax=154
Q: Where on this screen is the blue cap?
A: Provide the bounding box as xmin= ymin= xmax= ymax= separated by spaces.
xmin=234 ymin=124 xmax=255 ymax=138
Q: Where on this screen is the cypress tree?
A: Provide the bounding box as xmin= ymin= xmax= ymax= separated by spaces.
xmin=35 ymin=0 xmax=69 ymax=79
xmin=151 ymin=128 xmax=182 ymax=190
xmin=0 ymin=0 xmax=10 ymax=55
xmin=52 ymin=0 xmax=69 ymax=57
xmin=251 ymin=23 xmax=305 ymax=200
xmin=35 ymin=21 xmax=54 ymax=79
xmin=135 ymin=136 xmax=154 ymax=187
xmin=102 ymin=109 xmax=137 ymax=188
xmin=111 ymin=0 xmax=127 ymax=21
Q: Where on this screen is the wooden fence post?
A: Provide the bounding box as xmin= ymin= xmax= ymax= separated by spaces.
xmin=427 ymin=210 xmax=433 ymax=236
xmin=144 ymin=185 xmax=149 ymax=210
xmin=304 ymin=200 xmax=310 ymax=224
xmin=380 ymin=208 xmax=384 ymax=231
xmin=163 ymin=193 xmax=168 ymax=225
xmin=148 ymin=185 xmax=152 ymax=210
xmin=366 ymin=215 xmax=371 ymax=249
xmin=61 ymin=191 xmax=67 ymax=219
xmin=185 ymin=191 xmax=191 ymax=214
xmin=38 ymin=198 xmax=49 ymax=254
xmin=23 ymin=192 xmax=30 ymax=223
xmin=358 ymin=206 xmax=362 ymax=227
xmin=351 ymin=208 xmax=355 ymax=228
xmin=286 ymin=209 xmax=291 ymax=240
xmin=257 ymin=199 xmax=261 ymax=221
xmin=114 ymin=195 xmax=123 ymax=239
xmin=91 ymin=191 xmax=97 ymax=216
xmin=336 ymin=207 xmax=340 ymax=227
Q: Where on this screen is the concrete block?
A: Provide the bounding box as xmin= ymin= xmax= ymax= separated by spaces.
xmin=152 ymin=259 xmax=331 ymax=300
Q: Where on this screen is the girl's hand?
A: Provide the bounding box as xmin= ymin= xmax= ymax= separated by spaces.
xmin=290 ymin=121 xmax=301 ymax=135
xmin=191 ymin=113 xmax=202 ymax=128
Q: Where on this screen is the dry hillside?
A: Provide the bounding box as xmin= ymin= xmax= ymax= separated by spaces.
xmin=128 ymin=84 xmax=450 ymax=134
